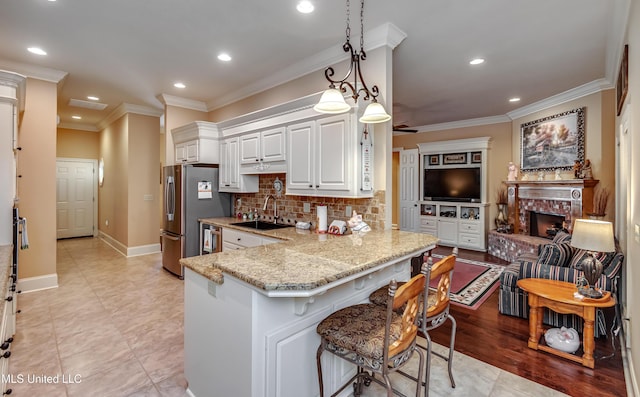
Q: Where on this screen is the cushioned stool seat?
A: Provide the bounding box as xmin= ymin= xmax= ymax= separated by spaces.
xmin=317 ymin=304 xmax=402 ymax=362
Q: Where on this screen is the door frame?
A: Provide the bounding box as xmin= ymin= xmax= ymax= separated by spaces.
xmin=56 ymin=157 xmax=99 ymax=238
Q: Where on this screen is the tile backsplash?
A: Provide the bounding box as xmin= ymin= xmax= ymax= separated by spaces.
xmin=233 ymin=174 xmax=385 ymax=230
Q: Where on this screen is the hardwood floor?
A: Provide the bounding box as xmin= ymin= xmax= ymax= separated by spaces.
xmin=430 ymin=246 xmax=627 ymax=397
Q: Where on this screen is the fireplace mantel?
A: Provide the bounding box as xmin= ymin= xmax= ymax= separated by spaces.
xmin=505 ymin=179 xmax=599 ymax=234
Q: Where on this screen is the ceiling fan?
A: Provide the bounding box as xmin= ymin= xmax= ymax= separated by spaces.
xmin=392 ymin=124 xmax=418 ymax=133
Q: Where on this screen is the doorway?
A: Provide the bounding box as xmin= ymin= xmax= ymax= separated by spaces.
xmin=56 ymin=158 xmax=98 ymax=239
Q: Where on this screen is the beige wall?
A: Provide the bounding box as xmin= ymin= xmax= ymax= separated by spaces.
xmin=127 ymin=114 xmax=160 ymax=246
xmin=16 ymin=78 xmax=57 ymax=280
xmin=56 ymin=128 xmax=100 ymax=159
xmin=99 ymin=115 xmax=129 ymax=245
xmin=510 ymin=90 xmax=616 ymax=223
xmin=393 ymin=122 xmax=512 ymax=226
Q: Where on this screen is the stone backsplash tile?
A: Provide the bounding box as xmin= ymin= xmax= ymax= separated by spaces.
xmin=233 ymin=174 xmax=385 ymax=230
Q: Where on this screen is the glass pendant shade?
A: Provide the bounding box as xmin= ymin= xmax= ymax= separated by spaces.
xmin=359 ymin=101 xmax=391 ymax=124
xmin=313 ymin=88 xmax=351 ymax=114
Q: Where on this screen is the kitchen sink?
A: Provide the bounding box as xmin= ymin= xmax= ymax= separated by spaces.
xmin=230 ymin=220 xmax=293 ymax=230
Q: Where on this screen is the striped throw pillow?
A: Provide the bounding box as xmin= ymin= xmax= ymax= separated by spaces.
xmin=536 ymin=242 xmax=575 ymax=267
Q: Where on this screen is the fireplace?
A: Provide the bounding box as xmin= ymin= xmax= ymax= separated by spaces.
xmin=529 ymin=211 xmax=566 ymax=239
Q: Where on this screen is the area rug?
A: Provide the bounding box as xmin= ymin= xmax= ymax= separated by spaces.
xmin=430 ymin=255 xmax=505 ymax=310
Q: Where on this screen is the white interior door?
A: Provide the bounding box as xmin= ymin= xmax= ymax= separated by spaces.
xmin=56 ymin=159 xmax=97 ymax=239
xmin=399 ymin=149 xmax=420 ymax=232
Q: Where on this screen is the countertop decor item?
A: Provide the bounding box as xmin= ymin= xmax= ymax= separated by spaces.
xmin=313 ymin=0 xmax=391 ymax=124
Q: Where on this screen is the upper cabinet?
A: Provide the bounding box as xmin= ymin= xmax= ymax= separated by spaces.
xmin=239 ymin=126 xmax=286 ymax=173
xmin=219 ymin=136 xmax=258 ymax=193
xmin=171 ymin=121 xmax=220 ymax=164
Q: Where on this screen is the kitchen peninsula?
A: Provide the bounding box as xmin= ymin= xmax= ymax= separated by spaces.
xmin=180 ymin=218 xmax=438 ymax=397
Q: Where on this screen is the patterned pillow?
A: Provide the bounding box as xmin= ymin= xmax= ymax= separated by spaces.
xmin=552 ymin=231 xmax=572 ymax=244
xmin=536 ymin=242 xmax=575 ymax=267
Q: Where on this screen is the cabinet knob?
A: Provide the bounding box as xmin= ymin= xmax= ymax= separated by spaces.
xmin=256 ymin=159 xmax=259 ymax=162
xmin=5 ymin=297 xmax=11 ymax=302
xmin=3 ymin=387 xmax=12 ymax=395
xmin=308 ymin=184 xmax=313 ymax=188
xmin=0 ymin=342 xmax=9 ymax=350
xmin=315 ymin=185 xmax=319 ymax=188
xmin=0 ymin=351 xmax=10 ymax=359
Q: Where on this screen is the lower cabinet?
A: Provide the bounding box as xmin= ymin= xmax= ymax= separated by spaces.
xmin=222 ymin=228 xmax=280 ymax=252
xmin=420 ymin=201 xmax=489 ymax=251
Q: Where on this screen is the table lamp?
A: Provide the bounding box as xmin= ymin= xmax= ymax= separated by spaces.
xmin=570 ymin=219 xmax=615 ymax=298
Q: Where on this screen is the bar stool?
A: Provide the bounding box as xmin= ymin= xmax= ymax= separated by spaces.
xmin=368 ymin=248 xmax=458 ymax=397
xmin=316 ymin=268 xmax=429 ymax=397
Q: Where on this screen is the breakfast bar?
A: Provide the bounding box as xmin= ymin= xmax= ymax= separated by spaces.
xmin=180 ymin=221 xmax=437 ymax=397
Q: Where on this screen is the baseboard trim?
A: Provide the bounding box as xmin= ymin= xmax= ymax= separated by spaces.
xmin=17 ymin=273 xmax=58 ymax=293
xmin=127 ymin=243 xmax=161 ymax=257
xmin=623 ymin=334 xmax=639 ymax=397
xmin=99 ymin=231 xmax=161 ymax=257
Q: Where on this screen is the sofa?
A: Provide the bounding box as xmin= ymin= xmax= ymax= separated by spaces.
xmin=498 ymin=231 xmax=624 ymax=337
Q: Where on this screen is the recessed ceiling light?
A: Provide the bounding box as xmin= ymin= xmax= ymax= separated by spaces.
xmin=27 ymin=47 xmax=47 ymax=56
xmin=87 ymin=96 xmax=100 ymax=101
xmin=469 ymin=58 xmax=485 ymax=65
xmin=509 ymin=97 xmax=521 ymax=103
xmin=174 ymin=82 xmax=186 ymax=89
xmin=217 ymin=53 xmax=232 ymax=62
xmin=297 ymin=0 xmax=314 ymax=13
xmin=72 ymin=115 xmax=82 ymax=120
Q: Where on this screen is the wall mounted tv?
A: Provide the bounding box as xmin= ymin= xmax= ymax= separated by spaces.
xmin=423 ymin=167 xmax=481 ymax=202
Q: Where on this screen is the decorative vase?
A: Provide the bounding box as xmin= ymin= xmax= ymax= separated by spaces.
xmin=495 ymin=203 xmax=508 ymax=232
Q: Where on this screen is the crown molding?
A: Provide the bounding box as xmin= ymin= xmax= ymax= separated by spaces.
xmin=206 ymin=23 xmax=406 ymax=111
xmin=57 ymin=122 xmax=99 ymax=132
xmin=412 ymin=115 xmax=511 ymax=133
xmin=506 ymin=79 xmax=611 ymax=120
xmin=0 ymin=59 xmax=67 ymax=83
xmin=158 ymin=94 xmax=208 ymax=112
xmin=98 ymin=103 xmax=163 ymax=130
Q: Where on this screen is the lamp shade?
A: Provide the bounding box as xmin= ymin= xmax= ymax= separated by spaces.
xmin=570 ymin=219 xmax=615 ymax=252
xmin=313 ymin=88 xmax=351 ymax=114
xmin=359 ymin=101 xmax=391 ymax=124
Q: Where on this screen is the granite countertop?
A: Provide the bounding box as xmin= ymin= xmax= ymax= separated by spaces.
xmin=181 ymin=217 xmax=438 ymax=295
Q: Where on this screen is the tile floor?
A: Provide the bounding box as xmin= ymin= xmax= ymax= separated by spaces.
xmin=7 ymin=237 xmax=569 ymax=396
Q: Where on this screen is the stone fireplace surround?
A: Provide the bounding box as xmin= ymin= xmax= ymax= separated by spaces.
xmin=488 ymin=179 xmax=599 ymax=262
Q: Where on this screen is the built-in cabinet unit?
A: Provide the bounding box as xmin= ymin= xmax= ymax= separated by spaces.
xmin=217 ymin=96 xmax=372 ymax=199
xmin=222 ymin=228 xmax=279 ymax=251
xmin=172 ymin=121 xmax=220 ymax=164
xmin=219 ymin=137 xmax=259 ymax=193
xmin=417 ymin=137 xmax=491 ymax=251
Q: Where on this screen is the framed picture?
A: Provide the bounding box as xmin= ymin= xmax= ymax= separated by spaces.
xmin=617 ymin=45 xmax=628 ymax=116
xmin=471 ymin=152 xmax=482 ymax=164
xmin=429 ymin=155 xmax=439 ymax=165
xmin=520 ymin=107 xmax=585 ymax=172
xmin=443 ymin=153 xmax=467 ymax=165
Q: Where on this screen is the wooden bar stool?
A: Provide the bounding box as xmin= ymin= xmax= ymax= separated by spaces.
xmin=316 ymin=268 xmax=429 ymax=397
xmin=368 ymin=248 xmax=458 ymax=397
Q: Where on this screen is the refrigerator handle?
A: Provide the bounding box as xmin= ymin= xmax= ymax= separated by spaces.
xmin=166 ymin=175 xmax=175 ymax=221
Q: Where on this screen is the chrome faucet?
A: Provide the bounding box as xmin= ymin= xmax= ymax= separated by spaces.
xmin=263 ymin=195 xmax=278 ymax=224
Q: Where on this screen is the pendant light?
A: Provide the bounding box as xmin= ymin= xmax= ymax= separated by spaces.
xmin=313 ymin=0 xmax=391 ymax=124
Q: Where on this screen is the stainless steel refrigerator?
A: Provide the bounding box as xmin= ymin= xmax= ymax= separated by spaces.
xmin=162 ymin=164 xmax=231 ymax=278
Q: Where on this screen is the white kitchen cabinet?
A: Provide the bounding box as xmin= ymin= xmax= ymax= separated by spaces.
xmin=239 ymin=126 xmax=285 ymax=164
xmin=172 ymin=121 xmax=220 ymax=164
xmin=219 ymin=137 xmax=258 ymax=193
xmin=222 ymin=228 xmax=280 ymax=251
xmin=286 ymin=113 xmax=366 ymax=198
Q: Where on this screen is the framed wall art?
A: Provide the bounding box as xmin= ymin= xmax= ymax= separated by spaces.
xmin=429 ymin=155 xmax=439 ymax=165
xmin=471 ymin=152 xmax=482 ymax=163
xmin=443 ymin=153 xmax=467 ymax=165
xmin=520 ymin=107 xmax=585 ymax=172
xmin=617 ymin=44 xmax=628 ymax=116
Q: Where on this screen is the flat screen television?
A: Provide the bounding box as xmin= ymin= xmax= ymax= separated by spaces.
xmin=423 ymin=167 xmax=481 ymax=202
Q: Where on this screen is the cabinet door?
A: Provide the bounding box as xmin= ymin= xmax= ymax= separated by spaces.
xmin=400 ymin=149 xmax=420 ymax=232
xmin=227 ymin=137 xmax=240 ymax=188
xmin=185 ymin=140 xmax=199 ymax=162
xmin=316 ymin=114 xmax=350 ymax=191
xmin=438 ymin=219 xmax=458 ymax=246
xmin=261 ymin=127 xmax=286 ymax=162
xmin=175 ymin=142 xmax=188 ymax=163
xmin=219 ymin=140 xmax=230 ymax=188
xmin=287 ymin=121 xmax=315 ymax=190
xmin=240 ymin=132 xmax=260 ymax=164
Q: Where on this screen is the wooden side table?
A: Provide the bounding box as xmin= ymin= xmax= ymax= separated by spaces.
xmin=516 ymin=278 xmax=615 ymax=368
